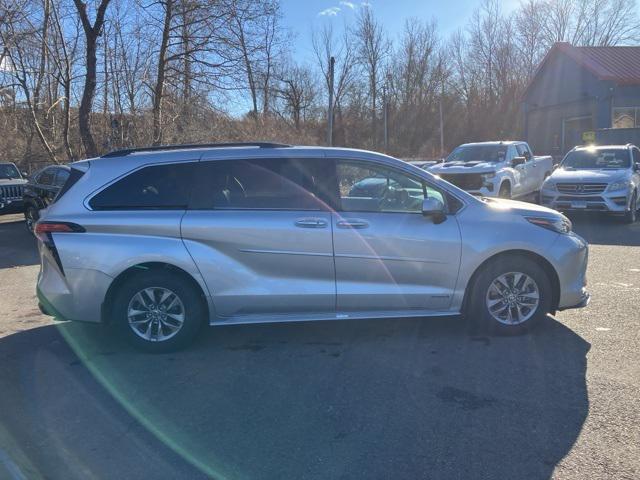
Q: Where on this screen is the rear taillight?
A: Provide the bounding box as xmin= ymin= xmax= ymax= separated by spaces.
xmin=34 ymin=221 xmax=85 ymax=237
xmin=35 ymin=222 xmax=85 ymax=274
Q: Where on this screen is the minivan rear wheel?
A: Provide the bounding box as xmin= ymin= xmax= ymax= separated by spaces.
xmin=468 ymin=256 xmax=551 ymax=335
xmin=111 ymin=270 xmax=205 ymax=352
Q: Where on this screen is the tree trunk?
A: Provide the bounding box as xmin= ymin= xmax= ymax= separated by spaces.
xmin=73 ymin=0 xmax=112 ymax=157
xmin=152 ymin=0 xmax=173 ymax=146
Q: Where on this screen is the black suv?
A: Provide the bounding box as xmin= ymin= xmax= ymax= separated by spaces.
xmin=22 ymin=164 xmax=70 ymax=232
xmin=0 ymin=162 xmax=28 ymax=216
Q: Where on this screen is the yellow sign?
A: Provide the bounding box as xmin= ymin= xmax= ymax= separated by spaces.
xmin=582 ymin=131 xmax=596 ymax=143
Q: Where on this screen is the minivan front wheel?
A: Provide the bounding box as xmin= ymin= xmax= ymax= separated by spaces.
xmin=112 ymin=271 xmax=205 ymax=352
xmin=468 ymin=256 xmax=552 ymax=334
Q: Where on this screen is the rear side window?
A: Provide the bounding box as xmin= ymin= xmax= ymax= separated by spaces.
xmin=191 ymin=158 xmax=327 ymax=211
xmin=516 ymin=144 xmax=531 ymax=159
xmin=90 ymin=163 xmax=194 ymax=210
xmin=55 ymin=167 xmax=85 ymax=201
xmin=38 ymin=168 xmax=55 ymax=185
xmin=54 ymin=168 xmax=70 ymax=187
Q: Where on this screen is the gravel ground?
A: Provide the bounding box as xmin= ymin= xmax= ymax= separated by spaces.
xmin=0 ymin=212 xmax=638 ymax=480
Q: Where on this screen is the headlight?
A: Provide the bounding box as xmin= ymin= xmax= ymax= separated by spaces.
xmin=526 ymin=216 xmax=572 ymax=234
xmin=481 ymin=173 xmax=496 ymax=181
xmin=608 ymin=180 xmax=631 ymax=191
xmin=541 ymin=181 xmax=556 ymax=192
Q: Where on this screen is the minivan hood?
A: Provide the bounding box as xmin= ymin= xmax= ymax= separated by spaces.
xmin=550 ymin=168 xmax=629 ymax=182
xmin=429 ymin=161 xmax=497 ymax=174
xmin=483 ymin=197 xmax=561 ymax=217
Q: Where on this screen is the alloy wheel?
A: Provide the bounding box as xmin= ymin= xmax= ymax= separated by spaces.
xmin=127 ymin=287 xmax=185 ymax=342
xmin=485 ymin=272 xmax=540 ymax=325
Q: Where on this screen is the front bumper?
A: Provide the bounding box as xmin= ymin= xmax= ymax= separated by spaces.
xmin=540 ymin=189 xmax=631 ymax=213
xmin=0 ymin=199 xmax=24 ymax=214
xmin=558 ymin=290 xmax=590 ymax=311
xmin=549 ymin=232 xmax=590 ymax=310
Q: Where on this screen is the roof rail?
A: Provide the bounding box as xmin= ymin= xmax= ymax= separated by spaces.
xmin=101 ymin=142 xmax=292 ymax=158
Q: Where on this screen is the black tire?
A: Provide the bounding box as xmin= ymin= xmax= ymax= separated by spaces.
xmin=111 ymin=270 xmax=206 ymax=353
xmin=24 ymin=205 xmax=39 ymax=233
xmin=498 ymin=182 xmax=511 ymax=199
xmin=623 ymin=191 xmax=637 ymax=224
xmin=467 ymin=255 xmax=552 ymax=335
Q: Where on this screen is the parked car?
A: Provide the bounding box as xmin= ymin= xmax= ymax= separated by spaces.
xmin=405 ymin=159 xmax=443 ymax=170
xmin=429 ymin=141 xmax=553 ymax=199
xmin=0 ymin=162 xmax=28 ymax=215
xmin=35 ymin=143 xmax=589 ymax=352
xmin=22 ymin=164 xmax=71 ymax=232
xmin=540 ymin=144 xmax=640 ymax=223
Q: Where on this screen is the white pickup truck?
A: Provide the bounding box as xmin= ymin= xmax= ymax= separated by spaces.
xmin=428 ymin=141 xmax=554 ymax=199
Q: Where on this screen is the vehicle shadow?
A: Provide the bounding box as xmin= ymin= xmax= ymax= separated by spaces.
xmin=0 ymin=316 xmax=589 ymax=480
xmin=568 ymin=212 xmax=640 ymax=246
xmin=0 ymin=216 xmax=38 ymax=269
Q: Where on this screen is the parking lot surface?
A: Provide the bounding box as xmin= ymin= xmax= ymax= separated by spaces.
xmin=0 ymin=213 xmax=638 ymax=480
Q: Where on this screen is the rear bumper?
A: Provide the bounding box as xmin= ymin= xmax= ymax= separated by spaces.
xmin=37 ymin=242 xmax=112 ymax=323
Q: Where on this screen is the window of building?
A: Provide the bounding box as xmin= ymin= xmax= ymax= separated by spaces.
xmin=612 ymin=107 xmax=640 ymax=128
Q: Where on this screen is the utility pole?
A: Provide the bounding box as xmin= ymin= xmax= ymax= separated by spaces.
xmin=383 ymin=83 xmax=388 ymax=152
xmin=439 ymin=79 xmax=445 ymax=157
xmin=327 ymin=56 xmax=335 ymax=146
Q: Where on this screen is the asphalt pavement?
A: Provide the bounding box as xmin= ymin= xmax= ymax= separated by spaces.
xmin=0 ymin=213 xmax=638 ymax=480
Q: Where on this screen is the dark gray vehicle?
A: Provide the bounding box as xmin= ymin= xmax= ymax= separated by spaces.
xmin=22 ymin=165 xmax=71 ymax=232
xmin=35 ymin=143 xmax=590 ymax=352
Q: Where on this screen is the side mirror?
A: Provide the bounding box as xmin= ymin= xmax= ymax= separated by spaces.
xmin=21 ymin=171 xmax=28 ymax=178
xmin=422 ymin=197 xmax=446 ymax=223
xmin=552 ymin=163 xmax=560 ymax=171
xmin=512 ymin=156 xmax=526 ymax=167
xmin=634 ymin=162 xmax=640 ymax=172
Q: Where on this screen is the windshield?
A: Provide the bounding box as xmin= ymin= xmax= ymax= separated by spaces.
xmin=446 ymin=145 xmax=507 ymax=163
xmin=0 ymin=163 xmax=21 ymax=180
xmin=561 ymin=149 xmax=630 ymax=170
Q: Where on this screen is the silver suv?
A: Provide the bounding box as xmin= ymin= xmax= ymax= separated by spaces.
xmin=36 ymin=143 xmax=590 ymax=352
xmin=541 ymin=144 xmax=640 ymax=223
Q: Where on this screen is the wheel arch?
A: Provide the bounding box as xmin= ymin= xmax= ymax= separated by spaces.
xmin=101 ymin=262 xmax=210 ymax=324
xmin=462 ymin=249 xmax=561 ymax=315
xmin=498 ymin=177 xmax=512 ymax=193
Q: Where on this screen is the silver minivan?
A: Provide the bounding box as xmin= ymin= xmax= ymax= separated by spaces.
xmin=35 ymin=143 xmax=590 ymax=351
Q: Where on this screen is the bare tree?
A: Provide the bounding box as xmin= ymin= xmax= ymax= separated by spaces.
xmin=312 ymin=23 xmax=356 ymax=145
xmin=73 ymin=0 xmax=112 ymax=156
xmin=353 ymin=7 xmax=389 ymax=148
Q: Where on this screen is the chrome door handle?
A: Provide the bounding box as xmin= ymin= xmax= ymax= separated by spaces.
xmin=337 ymin=219 xmax=369 ymax=229
xmin=295 ymin=218 xmax=327 ymax=228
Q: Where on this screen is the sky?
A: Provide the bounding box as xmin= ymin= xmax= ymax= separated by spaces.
xmin=279 ymin=0 xmax=520 ymax=63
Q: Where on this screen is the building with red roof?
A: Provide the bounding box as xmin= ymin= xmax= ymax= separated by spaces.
xmin=523 ymin=42 xmax=640 ymax=156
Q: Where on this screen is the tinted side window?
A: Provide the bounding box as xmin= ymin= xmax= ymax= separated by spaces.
xmin=90 ymin=163 xmax=194 ymax=210
xmin=516 ymin=144 xmax=531 ymax=159
xmin=39 ymin=168 xmax=55 ymax=185
xmin=192 ymin=158 xmax=326 ymax=210
xmin=54 ymin=169 xmax=70 ymax=187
